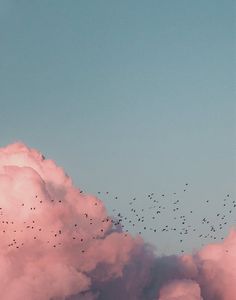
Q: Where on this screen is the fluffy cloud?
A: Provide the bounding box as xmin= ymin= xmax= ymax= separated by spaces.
xmin=159 ymin=280 xmax=202 ymax=300
xmin=0 ymin=142 xmax=235 ymax=300
xmin=0 ymin=143 xmax=142 ymax=299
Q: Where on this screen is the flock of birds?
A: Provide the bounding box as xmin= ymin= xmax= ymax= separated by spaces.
xmin=0 ymin=183 xmax=234 ymax=255
xmin=96 ymin=184 xmax=235 ymax=254
xmin=0 ymin=194 xmax=112 ymax=253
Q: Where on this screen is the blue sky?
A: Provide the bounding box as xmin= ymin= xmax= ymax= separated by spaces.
xmin=0 ymin=0 xmax=235 ymax=253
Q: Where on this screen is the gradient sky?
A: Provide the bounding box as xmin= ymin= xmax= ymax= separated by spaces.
xmin=0 ymin=0 xmax=235 ymax=253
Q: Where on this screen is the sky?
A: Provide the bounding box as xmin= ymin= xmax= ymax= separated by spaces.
xmin=0 ymin=0 xmax=235 ymax=253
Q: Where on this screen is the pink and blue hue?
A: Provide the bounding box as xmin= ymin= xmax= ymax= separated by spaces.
xmin=0 ymin=143 xmax=235 ymax=300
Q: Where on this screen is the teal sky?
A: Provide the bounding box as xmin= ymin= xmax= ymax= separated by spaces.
xmin=0 ymin=1 xmax=235 ymax=253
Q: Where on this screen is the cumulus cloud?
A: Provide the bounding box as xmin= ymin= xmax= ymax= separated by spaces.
xmin=0 ymin=142 xmax=143 ymax=299
xmin=158 ymin=280 xmax=202 ymax=300
xmin=0 ymin=142 xmax=235 ymax=300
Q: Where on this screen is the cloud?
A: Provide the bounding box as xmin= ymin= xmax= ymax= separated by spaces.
xmin=158 ymin=280 xmax=202 ymax=300
xmin=0 ymin=142 xmax=235 ymax=300
xmin=0 ymin=142 xmax=143 ymax=299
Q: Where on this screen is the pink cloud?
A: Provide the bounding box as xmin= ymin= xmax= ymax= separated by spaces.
xmin=0 ymin=142 xmax=235 ymax=300
xmin=0 ymin=143 xmax=142 ymax=299
xmin=159 ymin=280 xmax=202 ymax=300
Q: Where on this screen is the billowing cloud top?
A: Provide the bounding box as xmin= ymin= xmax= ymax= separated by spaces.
xmin=0 ymin=143 xmax=144 ymax=299
xmin=0 ymin=143 xmax=235 ymax=300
